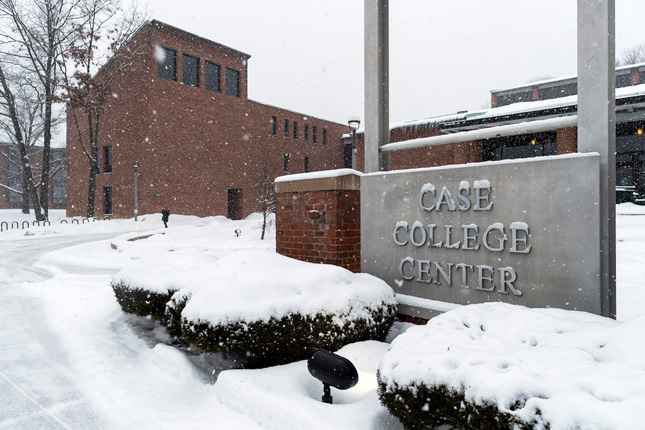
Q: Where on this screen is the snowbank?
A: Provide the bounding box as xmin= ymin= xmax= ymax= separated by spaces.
xmin=379 ymin=303 xmax=645 ymax=429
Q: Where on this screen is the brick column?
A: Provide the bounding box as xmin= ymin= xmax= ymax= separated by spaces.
xmin=557 ymin=127 xmax=578 ymax=154
xmin=275 ymin=171 xmax=361 ymax=273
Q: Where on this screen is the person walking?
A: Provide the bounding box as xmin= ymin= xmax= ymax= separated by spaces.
xmin=161 ymin=205 xmax=170 ymax=228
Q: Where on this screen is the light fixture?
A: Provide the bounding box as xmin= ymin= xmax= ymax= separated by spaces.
xmin=235 ymin=229 xmax=241 ymax=237
xmin=132 ymin=161 xmax=140 ymax=171
xmin=348 ymin=116 xmax=360 ymax=131
xmin=531 ymin=139 xmax=536 ymax=145
xmin=637 ymin=128 xmax=643 ymax=135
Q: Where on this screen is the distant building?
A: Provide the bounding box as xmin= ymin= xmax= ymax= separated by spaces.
xmin=349 ymin=63 xmax=645 ymax=200
xmin=0 ymin=143 xmax=66 ymax=210
xmin=66 ymin=20 xmax=347 ymax=219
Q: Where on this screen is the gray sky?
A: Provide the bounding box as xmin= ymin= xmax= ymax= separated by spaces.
xmin=144 ymin=1 xmax=645 ymax=126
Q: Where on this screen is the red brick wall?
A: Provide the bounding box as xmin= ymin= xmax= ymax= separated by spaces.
xmin=276 ymin=187 xmax=361 ymax=273
xmin=66 ymin=21 xmax=347 ymax=219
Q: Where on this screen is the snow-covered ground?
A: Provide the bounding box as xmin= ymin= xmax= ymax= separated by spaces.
xmin=0 ymin=204 xmax=643 ymax=429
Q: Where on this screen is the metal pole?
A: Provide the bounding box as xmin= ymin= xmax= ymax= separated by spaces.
xmin=577 ymin=0 xmax=616 ymax=318
xmin=364 ymin=0 xmax=389 ymax=173
xmin=134 ymin=170 xmax=139 ymax=221
xmin=351 ymin=128 xmax=357 ymax=169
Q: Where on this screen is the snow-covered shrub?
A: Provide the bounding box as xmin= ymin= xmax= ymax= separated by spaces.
xmin=111 ymin=252 xmax=218 ymax=328
xmin=111 ymin=281 xmax=177 ymax=322
xmin=378 ymin=303 xmax=645 ymax=430
xmin=179 ymin=249 xmax=397 ymax=368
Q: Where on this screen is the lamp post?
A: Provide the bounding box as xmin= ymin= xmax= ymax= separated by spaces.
xmin=132 ymin=161 xmax=140 ymax=221
xmin=348 ymin=116 xmax=360 ymax=170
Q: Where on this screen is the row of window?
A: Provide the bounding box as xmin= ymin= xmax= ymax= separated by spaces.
xmin=271 ymin=116 xmax=327 ymax=144
xmin=283 ymin=154 xmax=310 ymax=174
xmin=157 ymin=45 xmax=241 ymax=98
xmin=497 ymin=71 xmax=645 ymax=107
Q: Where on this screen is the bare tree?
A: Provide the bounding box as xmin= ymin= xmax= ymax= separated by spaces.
xmin=251 ymin=159 xmax=279 ymax=240
xmin=0 ymin=0 xmax=77 ymax=219
xmin=58 ymin=0 xmax=145 ymax=217
xmin=617 ymin=43 xmax=645 ymax=67
xmin=0 ymin=63 xmax=45 ymax=218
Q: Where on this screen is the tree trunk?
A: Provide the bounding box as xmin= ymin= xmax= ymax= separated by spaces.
xmin=39 ymin=94 xmax=52 ymax=219
xmin=87 ymin=146 xmax=98 ymax=218
xmin=20 ymin=163 xmax=30 ymax=214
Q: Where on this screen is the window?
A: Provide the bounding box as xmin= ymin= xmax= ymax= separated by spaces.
xmin=323 ymin=129 xmax=327 ymax=145
xmin=271 ymin=116 xmax=277 ymax=135
xmin=227 ymin=189 xmax=243 ymax=220
xmin=104 ymin=146 xmax=112 ymax=173
xmin=156 ymin=46 xmax=177 ymax=81
xmin=205 ymin=61 xmax=220 ymax=92
xmin=284 ymin=119 xmax=289 ymax=138
xmin=293 ymin=121 xmax=298 ymax=139
xmin=182 ymin=54 xmax=199 ymax=87
xmin=304 ymin=156 xmax=309 ymax=173
xmin=226 ymin=67 xmax=240 ymax=97
xmin=304 ymin=124 xmax=309 ymax=142
xmin=312 ymin=126 xmax=317 ymax=143
xmin=104 ymin=187 xmax=112 ymax=215
xmin=284 ymin=153 xmax=290 ymax=173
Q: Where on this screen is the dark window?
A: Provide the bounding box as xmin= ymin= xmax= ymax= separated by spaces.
xmin=226 ymin=68 xmax=240 ymax=97
xmin=640 ymin=71 xmax=645 ymax=85
xmin=205 ymin=61 xmax=220 ymax=92
xmin=284 ymin=153 xmax=290 ymax=173
xmin=482 ymin=132 xmax=557 ymax=161
xmin=616 ymin=73 xmax=631 ymax=88
xmin=227 ymin=188 xmax=243 ymax=220
xmin=293 ymin=121 xmax=298 ymax=139
xmin=323 ymin=129 xmax=327 ymax=145
xmin=284 ymin=120 xmax=289 ymax=138
xmin=104 ymin=146 xmax=112 ymax=173
xmin=344 ymin=144 xmax=353 ymax=168
xmin=496 ymin=91 xmax=532 ymax=106
xmin=157 ymin=46 xmax=177 ymax=81
xmin=304 ymin=157 xmax=309 ymax=173
xmin=538 ymin=83 xmax=577 ymax=101
xmin=312 ymin=126 xmax=317 ymax=143
xmin=104 ymin=187 xmax=112 ymax=215
xmin=304 ymin=124 xmax=309 ymax=141
xmin=271 ymin=116 xmax=277 ymax=135
xmin=182 ymin=54 xmax=199 ymax=87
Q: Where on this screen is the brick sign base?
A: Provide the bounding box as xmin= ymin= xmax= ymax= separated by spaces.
xmin=275 ymin=171 xmax=361 ymax=273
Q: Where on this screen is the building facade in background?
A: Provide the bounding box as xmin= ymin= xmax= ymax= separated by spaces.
xmin=348 ymin=62 xmax=645 ymax=200
xmin=66 ymin=20 xmax=347 ymax=219
xmin=0 ymin=143 xmax=66 ymax=210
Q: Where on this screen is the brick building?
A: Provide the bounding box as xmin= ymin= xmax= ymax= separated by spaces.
xmin=346 ymin=62 xmax=645 ymax=199
xmin=66 ymin=20 xmax=347 ymax=219
xmin=0 ymin=143 xmax=66 ymax=210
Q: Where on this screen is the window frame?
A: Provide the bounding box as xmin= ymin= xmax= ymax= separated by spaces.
xmin=157 ymin=45 xmax=177 ymax=81
xmin=104 ymin=146 xmax=113 ymax=174
xmin=205 ymin=60 xmax=221 ymax=92
xmin=225 ymin=67 xmax=240 ymax=98
xmin=181 ymin=53 xmax=200 ymax=87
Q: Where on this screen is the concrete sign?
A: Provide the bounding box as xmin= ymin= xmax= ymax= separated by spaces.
xmin=361 ymin=153 xmax=601 ymax=319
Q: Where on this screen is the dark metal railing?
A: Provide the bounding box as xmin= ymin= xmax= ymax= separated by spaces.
xmin=0 ymin=217 xmax=110 ymax=232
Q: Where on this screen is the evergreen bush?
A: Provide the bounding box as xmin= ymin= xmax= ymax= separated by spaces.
xmin=111 ymin=281 xmax=177 ymax=323
xmin=182 ymin=304 xmax=396 ymax=368
xmin=377 ymin=374 xmax=547 ymax=430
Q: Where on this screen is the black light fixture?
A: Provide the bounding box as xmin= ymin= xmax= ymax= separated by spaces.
xmin=307 ymin=349 xmax=359 ymax=404
xmin=347 ymin=116 xmax=360 ymax=170
xmin=235 ymin=228 xmax=241 ymax=237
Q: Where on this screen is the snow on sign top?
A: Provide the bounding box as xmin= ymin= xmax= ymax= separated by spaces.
xmin=275 ymin=168 xmax=363 ymax=183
